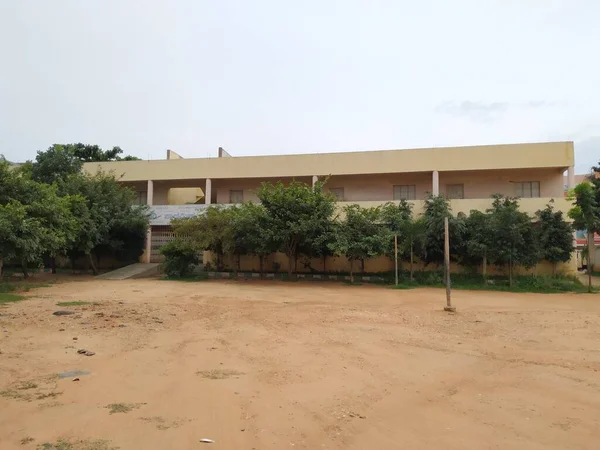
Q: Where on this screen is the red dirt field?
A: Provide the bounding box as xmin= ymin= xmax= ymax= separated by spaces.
xmin=1 ymin=278 xmax=599 ymax=449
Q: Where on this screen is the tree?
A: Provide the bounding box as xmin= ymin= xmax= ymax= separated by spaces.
xmin=231 ymin=202 xmax=278 ymax=276
xmin=568 ymin=182 xmax=600 ymax=291
xmin=328 ymin=205 xmax=391 ymax=283
xmin=31 ymin=144 xmax=83 ymax=184
xmin=257 ymin=180 xmax=336 ymax=278
xmin=171 ymin=206 xmax=236 ymax=271
xmin=535 ymin=201 xmax=573 ymax=276
xmin=487 ymin=195 xmax=539 ymax=286
xmin=30 ymin=143 xmax=140 ymax=185
xmin=420 ymin=195 xmax=465 ymax=267
xmin=58 ymin=172 xmax=149 ymax=274
xmin=381 ymin=200 xmax=424 ymax=281
xmin=464 ymin=210 xmax=492 ymax=277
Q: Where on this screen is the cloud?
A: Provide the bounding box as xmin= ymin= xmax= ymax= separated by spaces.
xmin=436 ymin=100 xmax=562 ymax=122
xmin=575 ymin=135 xmax=600 ymax=173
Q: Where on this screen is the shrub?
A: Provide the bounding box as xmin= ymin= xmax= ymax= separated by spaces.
xmin=160 ymin=239 xmax=200 ymax=278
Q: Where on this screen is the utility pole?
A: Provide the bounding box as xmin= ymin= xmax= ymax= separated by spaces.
xmin=394 ymin=234 xmax=399 ymax=285
xmin=444 ymin=217 xmax=456 ymax=312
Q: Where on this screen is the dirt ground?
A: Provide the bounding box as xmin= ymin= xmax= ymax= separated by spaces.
xmin=1 ymin=278 xmax=600 ymax=450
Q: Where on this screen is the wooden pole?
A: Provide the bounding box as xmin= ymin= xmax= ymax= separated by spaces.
xmin=444 ymin=217 xmax=455 ymax=312
xmin=394 ymin=233 xmax=399 ymax=285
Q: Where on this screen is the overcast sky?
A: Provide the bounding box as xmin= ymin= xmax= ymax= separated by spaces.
xmin=1 ymin=0 xmax=598 ymax=172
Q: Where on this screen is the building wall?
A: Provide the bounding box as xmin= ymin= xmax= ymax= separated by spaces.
xmin=83 ymin=141 xmax=574 ymax=182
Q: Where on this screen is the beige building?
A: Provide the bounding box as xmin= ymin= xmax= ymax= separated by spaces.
xmin=84 ymin=141 xmax=576 ymax=271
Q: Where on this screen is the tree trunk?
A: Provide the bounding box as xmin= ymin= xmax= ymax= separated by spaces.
xmin=410 ymin=245 xmax=414 ymax=282
xmin=87 ymin=253 xmax=98 ymax=276
xmin=349 ymin=259 xmax=354 ymax=284
xmin=552 ymin=262 xmax=557 ymax=277
xmin=259 ymin=255 xmax=264 ymax=279
xmin=508 ymin=259 xmax=513 ymax=288
xmin=323 ymin=255 xmax=327 ymax=273
xmin=22 ymin=262 xmax=29 ymax=279
xmin=237 ymin=254 xmax=241 ymax=272
xmin=0 ymin=255 xmax=3 ymax=279
xmin=481 ymin=254 xmax=487 ymax=279
xmin=588 ymin=231 xmax=595 ymax=273
xmin=287 ymin=253 xmax=293 ymax=278
xmin=361 ymin=258 xmax=365 ymax=274
xmin=50 ymin=256 xmax=57 ymax=275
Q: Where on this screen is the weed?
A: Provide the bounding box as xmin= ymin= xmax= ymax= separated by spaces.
xmin=0 ymin=293 xmax=24 ymax=304
xmin=0 ymin=389 xmax=29 ymax=400
xmin=38 ymin=440 xmax=117 ymax=450
xmin=18 ymin=381 xmax=38 ymax=390
xmin=55 ymin=302 xmax=90 ymax=307
xmin=36 ymin=391 xmax=62 ymax=400
xmin=197 ymin=369 xmax=245 ymax=380
xmin=105 ymin=402 xmax=144 ymax=414
xmin=21 ymin=436 xmax=34 ymax=445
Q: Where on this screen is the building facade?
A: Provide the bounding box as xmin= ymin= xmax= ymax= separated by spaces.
xmin=84 ymin=141 xmax=576 ymax=270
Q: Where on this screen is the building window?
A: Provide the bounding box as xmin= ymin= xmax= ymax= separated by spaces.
xmin=446 ymin=184 xmax=464 ymax=199
xmin=393 ymin=185 xmax=416 ymax=200
xmin=229 ymin=190 xmax=244 ymax=203
xmin=330 ymin=187 xmax=345 ymax=201
xmin=514 ymin=181 xmax=540 ymax=198
xmin=136 ymin=191 xmax=148 ymax=205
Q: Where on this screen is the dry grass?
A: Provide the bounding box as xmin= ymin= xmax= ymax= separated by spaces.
xmin=105 ymin=403 xmax=145 ymax=415
xmin=196 ymin=369 xmax=245 ymax=380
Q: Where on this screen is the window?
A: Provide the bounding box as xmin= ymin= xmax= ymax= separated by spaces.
xmin=135 ymin=191 xmax=148 ymax=205
xmin=446 ymin=184 xmax=464 ymax=199
xmin=229 ymin=190 xmax=244 ymax=203
xmin=514 ymin=181 xmax=540 ymax=198
xmin=393 ymin=185 xmax=416 ymax=200
xmin=330 ymin=187 xmax=345 ymax=201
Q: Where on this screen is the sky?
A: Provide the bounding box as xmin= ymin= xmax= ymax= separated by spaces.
xmin=0 ymin=0 xmax=598 ymax=172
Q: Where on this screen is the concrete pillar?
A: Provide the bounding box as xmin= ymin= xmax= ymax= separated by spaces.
xmin=147 ymin=180 xmax=154 ymax=206
xmin=567 ymin=165 xmax=575 ymax=189
xmin=205 ymin=178 xmax=212 ymax=205
xmin=312 ymin=175 xmax=318 ymax=187
xmin=145 ymin=180 xmax=154 ymax=263
xmin=432 ymin=170 xmax=440 ymax=196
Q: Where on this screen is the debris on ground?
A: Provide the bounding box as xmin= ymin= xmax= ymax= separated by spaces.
xmin=57 ymin=370 xmax=90 ymax=379
xmin=77 ymin=349 xmax=95 ymax=356
xmin=200 ymin=438 xmax=214 ymax=443
xmin=53 ymin=311 xmax=74 ymax=316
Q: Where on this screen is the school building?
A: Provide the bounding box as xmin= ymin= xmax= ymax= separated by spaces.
xmin=83 ymin=141 xmax=577 ymax=272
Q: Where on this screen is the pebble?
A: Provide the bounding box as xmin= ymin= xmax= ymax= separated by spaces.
xmin=73 ymin=337 xmax=78 ymax=340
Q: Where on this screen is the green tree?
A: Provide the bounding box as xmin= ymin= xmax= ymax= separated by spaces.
xmin=31 ymin=144 xmax=83 ymax=184
xmin=68 ymin=143 xmax=140 ymax=162
xmin=328 ymin=205 xmax=391 ymax=283
xmin=535 ymin=201 xmax=573 ymax=276
xmin=487 ymin=195 xmax=539 ymax=286
xmin=171 ymin=206 xmax=236 ymax=271
xmin=420 ymin=195 xmax=465 ymax=266
xmin=231 ymin=202 xmax=278 ymax=276
xmin=568 ymin=182 xmax=600 ymax=291
xmin=257 ymin=180 xmax=336 ymax=277
xmin=58 ymin=172 xmax=149 ymax=274
xmin=464 ymin=210 xmax=492 ymax=277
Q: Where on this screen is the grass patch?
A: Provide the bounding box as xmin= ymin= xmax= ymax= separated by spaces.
xmin=18 ymin=381 xmax=38 ymax=390
xmin=161 ymin=272 xmax=210 ymax=282
xmin=389 ymin=272 xmax=593 ymax=293
xmin=21 ymin=437 xmax=35 ymax=445
xmin=0 ymin=389 xmax=28 ymax=400
xmin=197 ymin=369 xmax=245 ymax=380
xmin=105 ymin=402 xmax=145 ymax=415
xmin=0 ymin=292 xmax=25 ymax=304
xmin=55 ymin=301 xmax=90 ymax=307
xmin=36 ymin=391 xmax=62 ymax=400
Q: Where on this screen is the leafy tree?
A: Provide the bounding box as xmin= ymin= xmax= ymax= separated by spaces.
xmin=58 ymin=172 xmax=149 ymax=274
xmin=68 ymin=143 xmax=140 ymax=162
xmin=420 ymin=195 xmax=465 ymax=266
xmin=535 ymin=202 xmax=573 ymax=276
xmin=381 ymin=200 xmax=424 ymax=280
xmin=464 ymin=210 xmax=492 ymax=277
xmin=568 ymin=182 xmax=600 ymax=291
xmin=257 ymin=180 xmax=336 ymax=277
xmin=328 ymin=205 xmax=391 ymax=283
xmin=231 ymin=203 xmax=278 ymax=276
xmin=171 ymin=206 xmax=236 ymax=271
xmin=487 ymin=195 xmax=539 ymax=286
xmin=31 ymin=144 xmax=83 ymax=184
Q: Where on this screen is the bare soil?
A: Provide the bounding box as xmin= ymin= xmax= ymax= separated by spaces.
xmin=1 ymin=278 xmax=599 ymax=449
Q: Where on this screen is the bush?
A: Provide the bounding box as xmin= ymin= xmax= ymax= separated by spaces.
xmin=160 ymin=239 xmax=200 ymax=278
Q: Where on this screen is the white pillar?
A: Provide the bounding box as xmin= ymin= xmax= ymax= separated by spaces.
xmin=567 ymin=165 xmax=575 ymax=189
xmin=312 ymin=175 xmax=318 ymax=187
xmin=145 ymin=180 xmax=154 ymax=263
xmin=205 ymin=178 xmax=212 ymax=205
xmin=432 ymin=170 xmax=440 ymax=196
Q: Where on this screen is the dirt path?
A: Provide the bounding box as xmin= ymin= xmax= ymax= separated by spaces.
xmin=1 ymin=278 xmax=599 ymax=449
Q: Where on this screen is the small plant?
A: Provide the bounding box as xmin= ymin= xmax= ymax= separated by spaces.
xmin=20 ymin=436 xmax=34 ymax=445
xmin=18 ymin=381 xmax=38 ymax=390
xmin=105 ymin=402 xmax=144 ymax=414
xmin=197 ymin=369 xmax=245 ymax=380
xmin=160 ymin=239 xmax=200 ymax=278
xmin=203 ymin=261 xmax=214 ymax=272
xmin=0 ymin=293 xmax=24 ymax=304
